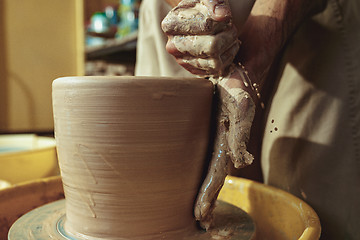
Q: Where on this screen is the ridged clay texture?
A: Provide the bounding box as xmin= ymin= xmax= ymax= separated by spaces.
xmin=52 ymin=76 xmax=213 ymax=239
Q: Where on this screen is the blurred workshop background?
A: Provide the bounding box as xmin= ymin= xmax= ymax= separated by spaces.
xmin=0 ymin=0 xmax=141 ymax=186
xmin=0 ymin=0 xmax=140 ymax=134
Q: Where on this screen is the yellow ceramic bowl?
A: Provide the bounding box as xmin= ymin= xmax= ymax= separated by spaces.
xmin=219 ymin=176 xmax=321 ymax=240
xmin=0 ymin=134 xmax=58 ymax=184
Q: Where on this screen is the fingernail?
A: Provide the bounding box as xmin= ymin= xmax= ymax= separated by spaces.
xmin=213 ymin=4 xmax=231 ymax=20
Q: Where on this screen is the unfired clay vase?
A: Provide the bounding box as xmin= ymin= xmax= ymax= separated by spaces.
xmin=52 ymin=76 xmax=213 ymax=239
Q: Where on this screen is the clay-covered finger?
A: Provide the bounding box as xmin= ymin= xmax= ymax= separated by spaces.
xmin=177 ymin=57 xmax=226 ymax=76
xmin=176 ymin=60 xmax=211 ymax=75
xmin=162 ymin=1 xmax=230 ymax=35
xmin=201 ymin=0 xmax=232 ymax=21
xmin=174 ymin=42 xmax=239 ymax=77
xmin=177 ymin=0 xmax=232 ymax=22
xmin=171 ymin=28 xmax=238 ymax=57
xmin=165 ymin=37 xmax=187 ymax=57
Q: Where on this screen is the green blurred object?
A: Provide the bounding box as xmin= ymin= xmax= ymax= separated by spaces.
xmin=89 ymin=12 xmax=110 ymax=34
xmin=117 ymin=0 xmax=141 ymax=38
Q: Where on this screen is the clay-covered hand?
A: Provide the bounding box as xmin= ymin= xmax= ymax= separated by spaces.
xmin=162 ymin=0 xmax=256 ymax=230
xmin=194 ymin=66 xmax=256 ymax=230
xmin=161 ymin=0 xmax=240 ymax=77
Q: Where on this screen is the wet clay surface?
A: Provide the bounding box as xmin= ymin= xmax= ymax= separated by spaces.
xmin=52 ymin=76 xmax=214 ymax=239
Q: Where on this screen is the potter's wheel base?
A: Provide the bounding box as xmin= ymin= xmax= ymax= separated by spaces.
xmin=8 ymin=200 xmax=255 ymax=240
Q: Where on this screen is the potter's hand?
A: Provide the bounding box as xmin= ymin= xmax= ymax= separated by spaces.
xmin=162 ymin=0 xmax=256 ymax=229
xmin=161 ymin=0 xmax=239 ymax=77
xmin=194 ymin=65 xmax=256 ymax=229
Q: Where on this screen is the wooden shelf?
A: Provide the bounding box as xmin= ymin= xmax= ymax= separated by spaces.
xmin=85 ymin=31 xmax=137 ymax=59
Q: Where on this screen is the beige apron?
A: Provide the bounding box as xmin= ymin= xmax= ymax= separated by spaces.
xmin=135 ymin=0 xmax=360 ymax=239
xmin=262 ymin=1 xmax=360 ymax=239
xmin=135 ymin=0 xmax=193 ymax=77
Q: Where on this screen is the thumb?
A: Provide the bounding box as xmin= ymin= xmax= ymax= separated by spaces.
xmin=202 ymin=0 xmax=232 ymax=22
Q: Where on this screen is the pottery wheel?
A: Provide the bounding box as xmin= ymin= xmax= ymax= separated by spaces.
xmin=8 ymin=200 xmax=255 ymax=240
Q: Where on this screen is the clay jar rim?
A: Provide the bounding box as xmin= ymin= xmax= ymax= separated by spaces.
xmin=52 ymin=75 xmax=214 ymax=88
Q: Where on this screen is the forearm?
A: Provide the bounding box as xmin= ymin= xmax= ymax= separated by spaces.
xmin=239 ymin=0 xmax=327 ymax=98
